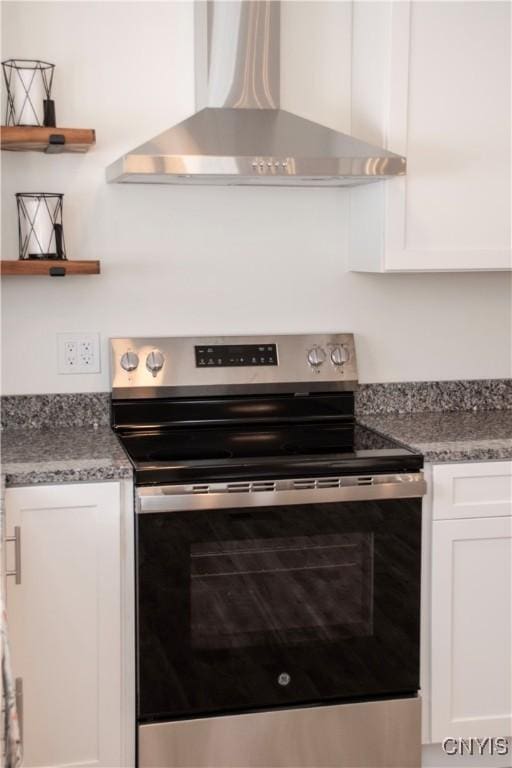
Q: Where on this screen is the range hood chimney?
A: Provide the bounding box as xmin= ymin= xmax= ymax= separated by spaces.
xmin=106 ymin=1 xmax=406 ymax=187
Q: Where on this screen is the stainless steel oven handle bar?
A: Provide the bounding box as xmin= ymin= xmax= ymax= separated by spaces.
xmin=137 ymin=473 xmax=426 ymax=513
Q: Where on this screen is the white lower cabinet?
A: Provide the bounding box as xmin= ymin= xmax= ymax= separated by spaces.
xmin=429 ymin=462 xmax=512 ymax=743
xmin=4 ymin=481 xmax=135 ymax=768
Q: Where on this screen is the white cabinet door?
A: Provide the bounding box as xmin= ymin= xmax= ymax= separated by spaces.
xmin=350 ymin=1 xmax=511 ymax=272
xmin=4 ymin=482 xmax=123 ymax=768
xmin=431 ymin=515 xmax=512 ymax=742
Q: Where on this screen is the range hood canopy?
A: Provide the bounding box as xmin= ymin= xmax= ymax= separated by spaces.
xmin=106 ymin=2 xmax=406 ymax=187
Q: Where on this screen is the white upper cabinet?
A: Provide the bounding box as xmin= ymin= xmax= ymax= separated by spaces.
xmin=349 ymin=1 xmax=511 ymax=272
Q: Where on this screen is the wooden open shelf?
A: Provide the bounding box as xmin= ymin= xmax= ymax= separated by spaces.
xmin=1 ymin=126 xmax=96 ymax=153
xmin=1 ymin=260 xmax=100 ymax=276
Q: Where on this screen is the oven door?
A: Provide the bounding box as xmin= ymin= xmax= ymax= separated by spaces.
xmin=136 ymin=474 xmax=424 ymax=722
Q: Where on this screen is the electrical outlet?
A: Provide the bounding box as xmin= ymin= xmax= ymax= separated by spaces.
xmin=58 ymin=333 xmax=100 ymax=374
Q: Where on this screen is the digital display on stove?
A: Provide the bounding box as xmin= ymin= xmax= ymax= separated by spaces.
xmin=195 ymin=344 xmax=278 ymax=367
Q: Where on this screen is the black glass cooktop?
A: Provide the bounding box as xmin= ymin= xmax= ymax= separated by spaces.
xmin=112 ymin=392 xmax=423 ymax=484
xmin=117 ymin=422 xmax=423 ymax=485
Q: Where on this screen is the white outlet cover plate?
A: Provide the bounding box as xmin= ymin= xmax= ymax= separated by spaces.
xmin=58 ymin=332 xmax=101 ymax=374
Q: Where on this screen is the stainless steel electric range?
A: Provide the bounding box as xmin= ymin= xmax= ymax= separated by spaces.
xmin=111 ymin=334 xmax=425 ymax=768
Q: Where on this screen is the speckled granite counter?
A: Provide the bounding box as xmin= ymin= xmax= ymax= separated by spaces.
xmin=1 ymin=379 xmax=511 ymax=484
xmin=358 ymin=410 xmax=512 ymax=463
xmin=1 ymin=426 xmax=132 ymax=487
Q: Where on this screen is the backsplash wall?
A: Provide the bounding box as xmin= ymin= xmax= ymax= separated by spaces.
xmin=1 ymin=1 xmax=511 ymax=395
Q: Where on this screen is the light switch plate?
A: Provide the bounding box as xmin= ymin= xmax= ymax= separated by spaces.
xmin=58 ymin=332 xmax=101 ymax=374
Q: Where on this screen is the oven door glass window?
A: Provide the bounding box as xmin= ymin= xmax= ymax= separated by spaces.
xmin=190 ymin=532 xmax=373 ymax=649
xmin=137 ymin=498 xmax=421 ymax=721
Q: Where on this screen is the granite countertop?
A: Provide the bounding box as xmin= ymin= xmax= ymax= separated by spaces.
xmin=1 ymin=426 xmax=132 ymax=486
xmin=1 ymin=390 xmax=511 ymax=487
xmin=358 ymin=410 xmax=512 ymax=463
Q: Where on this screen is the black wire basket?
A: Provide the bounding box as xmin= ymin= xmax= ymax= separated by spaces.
xmin=2 ymin=59 xmax=56 ymax=126
xmin=16 ymin=193 xmax=66 ymax=260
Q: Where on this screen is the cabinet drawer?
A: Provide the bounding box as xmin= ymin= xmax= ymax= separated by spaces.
xmin=433 ymin=461 xmax=512 ymax=520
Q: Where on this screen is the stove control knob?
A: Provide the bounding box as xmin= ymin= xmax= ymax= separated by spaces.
xmin=330 ymin=345 xmax=349 ymax=366
xmin=307 ymin=347 xmax=326 ymax=367
xmin=120 ymin=351 xmax=139 ymax=372
xmin=146 ymin=350 xmax=165 ymax=377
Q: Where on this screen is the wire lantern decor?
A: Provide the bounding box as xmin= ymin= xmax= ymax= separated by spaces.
xmin=2 ymin=59 xmax=56 ymax=126
xmin=16 ymin=193 xmax=67 ymax=260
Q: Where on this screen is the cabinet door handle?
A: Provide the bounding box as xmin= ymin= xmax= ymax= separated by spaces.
xmin=15 ymin=677 xmax=23 ymax=745
xmin=5 ymin=526 xmax=21 ymax=584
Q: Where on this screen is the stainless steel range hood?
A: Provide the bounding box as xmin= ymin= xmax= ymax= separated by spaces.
xmin=106 ymin=2 xmax=406 ymax=187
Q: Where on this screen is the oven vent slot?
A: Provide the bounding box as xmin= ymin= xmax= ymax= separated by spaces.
xmin=293 ymin=478 xmax=342 ymax=490
xmin=357 ymin=477 xmax=374 ymax=486
xmin=226 ymin=481 xmax=276 ymax=493
xmin=316 ymin=478 xmax=341 ymax=489
xmin=251 ymin=481 xmax=277 ymax=492
xmin=227 ymin=482 xmax=251 ymax=493
xmin=192 ymin=484 xmax=210 ymax=494
xmin=293 ymin=479 xmax=316 ymax=490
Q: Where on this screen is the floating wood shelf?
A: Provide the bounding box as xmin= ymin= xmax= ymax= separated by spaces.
xmin=1 ymin=260 xmax=100 ymax=276
xmin=1 ymin=126 xmax=96 ymax=153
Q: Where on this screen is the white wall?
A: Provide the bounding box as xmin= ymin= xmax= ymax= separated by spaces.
xmin=1 ymin=1 xmax=511 ymax=395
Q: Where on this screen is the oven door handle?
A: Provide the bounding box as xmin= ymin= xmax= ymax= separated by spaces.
xmin=137 ymin=473 xmax=426 ymax=513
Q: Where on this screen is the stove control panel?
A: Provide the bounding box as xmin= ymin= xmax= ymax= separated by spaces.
xmin=111 ymin=334 xmax=358 ymax=395
xmin=195 ymin=344 xmax=278 ymax=368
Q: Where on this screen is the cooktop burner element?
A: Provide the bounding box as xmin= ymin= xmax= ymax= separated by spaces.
xmin=110 ymin=334 xmax=423 ymax=485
